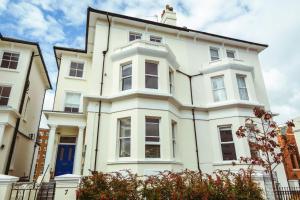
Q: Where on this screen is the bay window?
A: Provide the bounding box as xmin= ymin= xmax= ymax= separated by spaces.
xmin=119 ymin=118 xmax=131 ymax=157
xmin=211 ymin=76 xmax=227 ymax=102
xmin=145 ymin=118 xmax=160 ymax=158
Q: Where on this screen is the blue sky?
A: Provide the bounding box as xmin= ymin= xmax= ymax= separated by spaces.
xmin=1 ymin=0 xmax=300 ymax=123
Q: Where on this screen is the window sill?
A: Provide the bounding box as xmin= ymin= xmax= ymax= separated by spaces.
xmin=65 ymin=76 xmax=86 ymax=81
xmin=107 ymin=160 xmax=183 ymax=165
xmin=0 ymin=68 xmax=20 ymax=73
xmin=213 ymin=161 xmax=249 ymax=166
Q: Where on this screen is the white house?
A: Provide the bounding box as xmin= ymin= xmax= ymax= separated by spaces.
xmin=0 ymin=34 xmax=52 ymax=179
xmin=44 ymin=6 xmax=288 ymax=186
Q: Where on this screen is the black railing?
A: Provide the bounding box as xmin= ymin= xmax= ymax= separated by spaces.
xmin=275 ymin=187 xmax=300 ymax=200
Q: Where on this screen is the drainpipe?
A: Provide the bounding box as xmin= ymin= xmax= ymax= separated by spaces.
xmin=94 ymin=14 xmax=111 ymax=171
xmin=5 ymin=52 xmax=35 ymax=174
xmin=28 ymin=88 xmax=47 ymax=180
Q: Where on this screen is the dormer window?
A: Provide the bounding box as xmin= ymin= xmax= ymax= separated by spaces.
xmin=0 ymin=52 xmax=20 ymax=70
xmin=150 ymin=36 xmax=162 ymax=43
xmin=129 ymin=32 xmax=142 ymax=41
xmin=69 ymin=62 xmax=84 ymax=78
xmin=226 ymin=50 xmax=235 ymax=59
xmin=210 ymin=47 xmax=220 ymax=61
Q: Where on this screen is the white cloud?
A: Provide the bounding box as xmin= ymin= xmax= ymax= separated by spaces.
xmin=0 ymin=0 xmax=9 ymax=13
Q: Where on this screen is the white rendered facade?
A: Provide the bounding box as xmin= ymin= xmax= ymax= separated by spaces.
xmin=0 ymin=36 xmax=51 ymax=178
xmin=45 ymin=7 xmax=288 ymax=186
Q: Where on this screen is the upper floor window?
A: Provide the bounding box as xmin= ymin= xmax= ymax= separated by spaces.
xmin=119 ymin=118 xmax=131 ymax=157
xmin=171 ymin=121 xmax=177 ymax=158
xmin=145 ymin=118 xmax=160 ymax=158
xmin=236 ymin=75 xmax=249 ymax=100
xmin=0 ymin=52 xmax=20 ymax=70
xmin=219 ymin=126 xmax=236 ymax=161
xmin=145 ymin=61 xmax=158 ymax=89
xmin=150 ymin=36 xmax=162 ymax=43
xmin=0 ymin=86 xmax=11 ymax=106
xmin=210 ymin=47 xmax=220 ymax=61
xmin=211 ymin=76 xmax=227 ymax=102
xmin=226 ymin=50 xmax=235 ymax=58
xmin=69 ymin=62 xmax=84 ymax=78
xmin=129 ymin=32 xmax=142 ymax=41
xmin=121 ymin=63 xmax=132 ymax=91
xmin=169 ymin=69 xmax=174 ymax=94
xmin=64 ymin=92 xmax=80 ymax=113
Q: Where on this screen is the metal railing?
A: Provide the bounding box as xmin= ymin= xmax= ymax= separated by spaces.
xmin=275 ymin=187 xmax=300 ymax=200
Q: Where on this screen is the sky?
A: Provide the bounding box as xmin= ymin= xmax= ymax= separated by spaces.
xmin=0 ymin=0 xmax=300 ymax=124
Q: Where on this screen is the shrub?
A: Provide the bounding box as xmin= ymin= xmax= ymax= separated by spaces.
xmin=77 ymin=169 xmax=264 ymax=200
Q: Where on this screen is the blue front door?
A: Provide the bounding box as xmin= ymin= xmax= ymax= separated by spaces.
xmin=55 ymin=144 xmax=75 ymax=176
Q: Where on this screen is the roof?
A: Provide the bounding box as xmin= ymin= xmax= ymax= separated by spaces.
xmin=0 ymin=33 xmax=52 ymax=89
xmin=54 ymin=6 xmax=268 ymax=59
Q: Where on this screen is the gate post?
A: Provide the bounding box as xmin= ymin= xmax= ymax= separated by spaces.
xmin=0 ymin=174 xmax=19 ymax=200
xmin=54 ymin=174 xmax=81 ymax=200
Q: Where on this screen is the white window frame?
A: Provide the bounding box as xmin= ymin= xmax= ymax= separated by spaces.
xmin=0 ymin=84 xmax=12 ymax=106
xmin=150 ymin=35 xmax=162 ymax=43
xmin=0 ymin=50 xmax=20 ymax=70
xmin=211 ymin=76 xmax=227 ymax=102
xmin=129 ymin=32 xmax=142 ymax=41
xmin=218 ymin=126 xmax=237 ymax=161
xmin=145 ymin=61 xmax=159 ymax=89
xmin=226 ymin=49 xmax=236 ymax=59
xmin=64 ymin=92 xmax=81 ymax=113
xmin=145 ymin=117 xmax=160 ymax=159
xmin=118 ymin=117 xmax=131 ymax=158
xmin=171 ymin=121 xmax=177 ymax=158
xmin=120 ymin=62 xmax=132 ymax=91
xmin=209 ymin=47 xmax=220 ymax=61
xmin=236 ymin=74 xmax=249 ymax=100
xmin=169 ymin=68 xmax=174 ymax=94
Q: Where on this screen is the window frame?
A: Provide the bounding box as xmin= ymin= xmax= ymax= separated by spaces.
xmin=0 ymin=51 xmax=20 ymax=70
xmin=0 ymin=85 xmax=12 ymax=106
xmin=68 ymin=61 xmax=84 ymax=78
xmin=226 ymin=49 xmax=236 ymax=59
xmin=129 ymin=32 xmax=142 ymax=41
xmin=118 ymin=117 xmax=131 ymax=158
xmin=64 ymin=92 xmax=81 ymax=113
xmin=211 ymin=75 xmax=227 ymax=102
xmin=218 ymin=126 xmax=237 ymax=161
xmin=145 ymin=61 xmax=159 ymax=89
xmin=150 ymin=35 xmax=162 ymax=43
xmin=120 ymin=62 xmax=132 ymax=91
xmin=145 ymin=117 xmax=160 ymax=159
xmin=209 ymin=47 xmax=220 ymax=61
xmin=236 ymin=74 xmax=249 ymax=100
xmin=171 ymin=121 xmax=177 ymax=158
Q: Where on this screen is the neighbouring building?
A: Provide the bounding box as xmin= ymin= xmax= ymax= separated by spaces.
xmin=33 ymin=128 xmax=49 ymax=180
xmin=44 ymin=5 xmax=288 ymax=187
xmin=0 ymin=34 xmax=52 ymax=179
xmin=293 ymin=117 xmax=300 ymax=149
xmin=278 ymin=125 xmax=300 ymax=187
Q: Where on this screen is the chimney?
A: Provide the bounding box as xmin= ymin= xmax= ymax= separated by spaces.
xmin=160 ymin=5 xmax=177 ymax=26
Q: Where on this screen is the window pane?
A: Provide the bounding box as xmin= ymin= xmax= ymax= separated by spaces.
xmin=69 ymin=69 xmax=76 ymax=76
xmin=150 ymin=36 xmax=162 ymax=43
xmin=145 ymin=145 xmax=160 ymax=158
xmin=76 ymin=70 xmax=83 ymax=78
xmin=213 ymin=89 xmax=227 ymax=102
xmin=119 ymin=138 xmax=130 ymax=157
xmin=65 ymin=93 xmax=80 ymax=105
xmin=237 ymin=76 xmax=249 ymax=100
xmin=212 ymin=77 xmax=224 ymax=90
xmin=146 ymin=119 xmax=159 ymax=136
xmin=237 ymin=76 xmax=246 ymax=88
xmin=77 ymin=63 xmax=84 ymax=70
xmin=226 ymin=50 xmax=235 ymax=58
xmin=120 ymin=118 xmax=131 ymax=137
xmin=145 ymin=76 xmax=158 ymax=89
xmin=145 ymin=137 xmax=160 ymax=142
xmin=2 ymin=87 xmax=11 ymax=97
xmin=0 ymin=60 xmax=9 ymax=68
xmin=122 ymin=64 xmax=132 ymax=77
xmin=145 ymin=62 xmax=158 ymax=75
xmin=122 ymin=77 xmax=132 ymax=90
xmin=0 ymin=97 xmax=9 ymax=105
xmin=239 ymin=88 xmax=249 ymax=100
xmin=9 ymin=61 xmax=18 ymax=69
xmin=220 ymin=129 xmax=233 ymax=142
xmin=221 ymin=143 xmax=237 ymax=160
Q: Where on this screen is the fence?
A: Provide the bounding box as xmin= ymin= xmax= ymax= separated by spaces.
xmin=275 ymin=187 xmax=300 ymax=200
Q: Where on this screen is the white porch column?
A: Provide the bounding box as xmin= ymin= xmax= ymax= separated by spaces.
xmin=43 ymin=124 xmax=57 ymax=174
xmin=0 ymin=124 xmax=6 ymax=147
xmin=74 ymin=126 xmax=85 ymax=175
